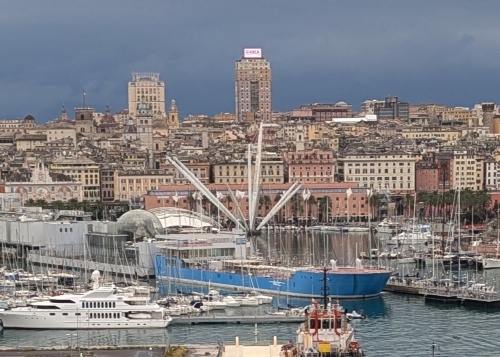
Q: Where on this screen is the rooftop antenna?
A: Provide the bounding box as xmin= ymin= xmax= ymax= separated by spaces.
xmin=83 ymin=90 xmax=87 ymax=108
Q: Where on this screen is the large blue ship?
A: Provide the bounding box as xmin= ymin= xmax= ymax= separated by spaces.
xmin=154 ymin=231 xmax=392 ymax=299
xmin=156 ymin=256 xmax=391 ymax=298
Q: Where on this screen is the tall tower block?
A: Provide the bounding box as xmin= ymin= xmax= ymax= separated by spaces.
xmin=482 ymin=102 xmax=495 ymax=132
xmin=128 ymin=73 xmax=166 ymax=118
xmin=235 ymin=48 xmax=272 ymax=122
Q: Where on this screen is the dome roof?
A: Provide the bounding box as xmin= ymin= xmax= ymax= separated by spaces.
xmin=101 ymin=105 xmax=116 ymax=124
xmin=24 ymin=114 xmax=35 ymax=121
xmin=335 ymin=101 xmax=349 ymax=106
xmin=116 ymin=209 xmax=163 ymax=239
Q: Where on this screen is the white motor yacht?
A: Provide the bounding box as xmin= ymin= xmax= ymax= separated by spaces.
xmin=0 ymin=271 xmax=172 ymax=329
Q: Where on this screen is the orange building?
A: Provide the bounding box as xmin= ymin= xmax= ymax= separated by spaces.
xmin=144 ymin=182 xmax=370 ymax=223
xmin=285 ymin=149 xmax=336 ymax=184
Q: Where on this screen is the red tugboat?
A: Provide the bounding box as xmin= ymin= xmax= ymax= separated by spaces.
xmin=284 ymin=299 xmax=365 ymax=357
xmin=281 ymin=268 xmax=365 ymax=357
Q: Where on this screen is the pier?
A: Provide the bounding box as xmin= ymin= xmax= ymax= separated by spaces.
xmin=171 ymin=314 xmax=304 ymax=325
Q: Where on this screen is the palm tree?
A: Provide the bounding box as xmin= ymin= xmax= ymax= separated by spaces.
xmin=290 ymin=193 xmax=303 ymax=222
xmin=428 ymin=191 xmax=441 ymax=220
xmin=51 ymin=200 xmax=66 ymax=211
xmin=307 ymin=195 xmax=318 ymax=223
xmin=369 ymin=193 xmax=381 ymax=221
xmin=404 ymin=193 xmax=414 ymax=218
xmin=66 ymin=198 xmax=79 ymax=210
xmin=273 ymin=193 xmax=283 ymax=223
xmin=318 ymin=196 xmax=332 ymax=223
xmin=24 ymin=198 xmax=35 ymax=207
xmin=34 ymin=199 xmax=49 ymax=209
xmin=259 ymin=194 xmax=272 ymax=218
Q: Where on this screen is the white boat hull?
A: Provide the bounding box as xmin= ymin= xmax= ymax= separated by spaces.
xmin=0 ymin=310 xmax=171 ymax=329
xmin=483 ymin=258 xmax=500 ymax=269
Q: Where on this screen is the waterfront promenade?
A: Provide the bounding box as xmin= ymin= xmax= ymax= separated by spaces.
xmin=0 ymin=342 xmax=282 ymax=357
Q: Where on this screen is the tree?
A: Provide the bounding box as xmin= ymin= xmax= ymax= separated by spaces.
xmin=50 ymin=200 xmax=66 ymax=211
xmin=24 ymin=198 xmax=35 ymax=207
xmin=307 ymin=195 xmax=318 ymax=222
xmin=404 ymin=193 xmax=414 ymax=218
xmin=259 ymin=195 xmax=272 ymax=218
xmin=273 ymin=193 xmax=283 ymax=223
xmin=318 ymin=196 xmax=332 ymax=223
xmin=368 ymin=193 xmax=381 ymax=220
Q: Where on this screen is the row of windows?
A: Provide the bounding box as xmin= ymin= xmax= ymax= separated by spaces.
xmin=82 ymin=301 xmax=116 ymax=309
xmin=90 ymin=312 xmax=120 ymax=319
xmin=348 ymin=162 xmax=411 ymax=167
xmin=349 ymin=168 xmax=412 ymax=174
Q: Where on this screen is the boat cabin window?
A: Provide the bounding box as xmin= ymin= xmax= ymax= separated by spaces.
xmin=49 ymin=313 xmax=56 ymax=316
xmin=98 ymin=302 xmax=101 ymax=308
xmin=75 ymin=313 xmax=81 ymax=316
xmin=37 ymin=305 xmax=60 ymax=310
xmin=322 ymin=319 xmax=332 ymax=329
xmin=62 ymin=313 xmax=68 ymax=316
xmin=50 ymin=299 xmax=75 ymax=304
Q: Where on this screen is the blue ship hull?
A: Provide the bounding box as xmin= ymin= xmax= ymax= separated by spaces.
xmin=155 ymin=256 xmax=392 ymax=299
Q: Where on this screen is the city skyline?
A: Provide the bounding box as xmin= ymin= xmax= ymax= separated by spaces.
xmin=2 ymin=0 xmax=500 ymax=121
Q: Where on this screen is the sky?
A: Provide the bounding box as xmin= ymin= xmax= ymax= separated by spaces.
xmin=2 ymin=0 xmax=500 ymax=122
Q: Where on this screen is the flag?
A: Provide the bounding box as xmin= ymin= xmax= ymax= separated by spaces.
xmin=302 ymin=189 xmax=311 ymax=201
xmin=235 ymin=190 xmax=246 ymax=200
xmin=192 ymin=191 xmax=202 ymax=201
xmin=216 ymin=191 xmax=225 ymax=200
xmin=346 ymin=188 xmax=352 ymax=198
xmin=366 ymin=189 xmax=372 ymax=198
xmin=172 ymin=191 xmax=180 ymax=203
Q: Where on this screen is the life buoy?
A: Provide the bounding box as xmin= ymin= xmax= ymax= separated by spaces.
xmin=349 ymin=341 xmax=360 ymax=351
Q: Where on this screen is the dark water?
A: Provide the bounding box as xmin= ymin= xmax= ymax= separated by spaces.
xmin=1 ymin=293 xmax=499 ymax=355
xmin=1 ymin=231 xmax=500 ymax=355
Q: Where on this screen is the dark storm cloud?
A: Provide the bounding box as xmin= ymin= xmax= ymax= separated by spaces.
xmin=1 ymin=0 xmax=500 ymax=121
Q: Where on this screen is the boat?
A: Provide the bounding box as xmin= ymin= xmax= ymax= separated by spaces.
xmin=0 ymin=271 xmax=172 ymax=329
xmin=155 ymin=231 xmax=392 ymax=299
xmin=376 ymin=218 xmax=399 ymax=234
xmin=346 ymin=310 xmax=366 ymax=320
xmin=281 ymin=299 xmax=365 ymax=356
xmin=483 ymin=219 xmax=500 ymax=269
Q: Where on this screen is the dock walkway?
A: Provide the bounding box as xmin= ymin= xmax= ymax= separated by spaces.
xmin=171 ymin=315 xmax=304 ymax=325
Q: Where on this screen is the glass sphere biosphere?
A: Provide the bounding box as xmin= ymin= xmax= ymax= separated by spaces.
xmin=116 ymin=209 xmax=163 ymax=239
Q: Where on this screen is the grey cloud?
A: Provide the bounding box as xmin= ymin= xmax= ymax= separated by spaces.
xmin=2 ymin=0 xmax=500 ymax=120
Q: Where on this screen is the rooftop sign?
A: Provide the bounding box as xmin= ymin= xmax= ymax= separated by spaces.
xmin=243 ymin=48 xmax=262 ymax=58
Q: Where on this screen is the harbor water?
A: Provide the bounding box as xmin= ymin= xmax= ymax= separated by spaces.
xmin=1 ymin=293 xmax=499 ymax=355
xmin=1 ymin=230 xmax=500 ymax=355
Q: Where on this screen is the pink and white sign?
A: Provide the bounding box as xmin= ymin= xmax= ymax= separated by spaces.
xmin=243 ymin=48 xmax=262 ymax=58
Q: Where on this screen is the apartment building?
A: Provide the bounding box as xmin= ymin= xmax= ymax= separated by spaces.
xmin=339 ymin=150 xmax=416 ymax=192
xmin=114 ymin=169 xmax=174 ymax=204
xmin=161 ymin=159 xmax=210 ymax=185
xmin=449 ymin=150 xmax=484 ymax=191
xmin=50 ymin=155 xmax=100 ymax=201
xmin=285 ymin=149 xmax=335 ymax=183
xmin=401 ymin=126 xmax=462 ymax=142
xmin=213 ymin=154 xmax=284 ymax=185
